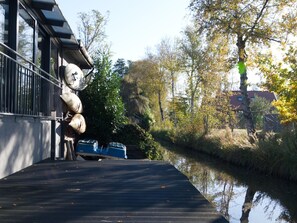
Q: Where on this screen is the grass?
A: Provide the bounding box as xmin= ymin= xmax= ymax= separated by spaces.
xmin=152 ymin=128 xmax=297 ymax=181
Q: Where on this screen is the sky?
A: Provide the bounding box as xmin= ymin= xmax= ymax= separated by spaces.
xmin=55 ymin=0 xmax=260 ymax=90
xmin=56 ymin=0 xmax=191 ymax=62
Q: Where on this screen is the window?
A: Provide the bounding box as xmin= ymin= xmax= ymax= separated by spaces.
xmin=0 ymin=1 xmax=9 ymax=112
xmin=0 ymin=1 xmax=61 ymax=116
xmin=0 ymin=0 xmax=9 ymax=45
xmin=18 ymin=4 xmax=35 ymax=64
xmin=51 ymin=43 xmax=58 ymax=78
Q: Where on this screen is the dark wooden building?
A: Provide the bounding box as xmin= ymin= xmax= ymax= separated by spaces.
xmin=0 ymin=0 xmax=93 ymax=178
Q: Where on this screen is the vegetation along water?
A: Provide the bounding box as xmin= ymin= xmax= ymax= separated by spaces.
xmin=160 ymin=142 xmax=297 ymax=223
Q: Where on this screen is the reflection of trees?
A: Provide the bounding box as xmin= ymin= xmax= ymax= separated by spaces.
xmin=240 ymin=187 xmax=256 ymax=223
xmin=18 ymin=14 xmax=34 ymax=64
xmin=200 ymin=169 xmax=209 ymax=194
xmin=164 ymin=148 xmax=235 ymax=220
xmin=179 ymin=161 xmax=215 ymax=197
xmin=218 ymin=180 xmax=234 ymax=220
xmin=277 ymin=210 xmax=295 ymax=223
xmin=161 ymin=144 xmax=297 ymax=223
xmin=0 ymin=5 xmax=5 ymax=43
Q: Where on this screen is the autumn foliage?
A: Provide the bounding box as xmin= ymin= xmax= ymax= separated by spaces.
xmin=259 ymin=47 xmax=297 ymax=123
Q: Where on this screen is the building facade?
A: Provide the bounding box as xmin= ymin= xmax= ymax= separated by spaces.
xmin=0 ymin=0 xmax=93 ymax=178
xmin=229 ymin=90 xmax=280 ymax=131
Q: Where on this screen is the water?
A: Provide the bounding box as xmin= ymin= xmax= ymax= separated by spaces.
xmin=160 ymin=143 xmax=297 ymax=223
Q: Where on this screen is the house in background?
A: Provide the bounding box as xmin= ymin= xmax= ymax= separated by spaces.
xmin=229 ymin=90 xmax=277 ymax=112
xmin=0 ymin=0 xmax=93 ymax=179
xmin=229 ymin=90 xmax=281 ymax=131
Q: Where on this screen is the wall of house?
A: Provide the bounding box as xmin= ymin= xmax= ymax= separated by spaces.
xmin=0 ymin=115 xmax=60 ymax=179
xmin=0 ymin=1 xmax=92 ymax=179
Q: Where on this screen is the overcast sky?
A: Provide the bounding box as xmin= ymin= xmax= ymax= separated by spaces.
xmin=56 ymin=0 xmax=191 ymax=62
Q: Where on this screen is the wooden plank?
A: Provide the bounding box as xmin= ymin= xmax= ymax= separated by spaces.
xmin=0 ymin=160 xmax=228 ymax=223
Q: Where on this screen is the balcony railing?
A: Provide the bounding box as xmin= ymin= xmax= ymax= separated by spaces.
xmin=0 ymin=42 xmax=61 ymax=117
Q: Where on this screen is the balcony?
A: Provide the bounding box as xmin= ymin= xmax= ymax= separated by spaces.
xmin=0 ymin=42 xmax=62 ymax=117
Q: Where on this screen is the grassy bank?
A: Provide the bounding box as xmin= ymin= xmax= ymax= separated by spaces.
xmin=152 ymin=128 xmax=297 ymax=181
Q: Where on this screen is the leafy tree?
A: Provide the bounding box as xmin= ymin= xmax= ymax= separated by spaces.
xmin=199 ymin=35 xmax=231 ymax=134
xmin=259 ymin=47 xmax=297 ymax=124
xmin=143 ymin=56 xmax=168 ymax=125
xmin=113 ymin=58 xmax=129 ymax=77
xmin=215 ymin=91 xmax=237 ymax=130
xmin=250 ymin=95 xmax=273 ymax=129
xmin=180 ymin=26 xmax=206 ymax=116
xmin=123 ymin=58 xmax=167 ymax=126
xmin=169 ymin=95 xmax=189 ymax=124
xmin=80 ymin=51 xmax=126 ymax=143
xmin=121 ymin=74 xmax=150 ymax=118
xmin=120 ymin=74 xmax=153 ymax=131
xmin=189 ymin=0 xmax=297 ymax=141
xmin=77 ymin=10 xmax=109 ymax=56
xmin=156 ymin=38 xmax=181 ymax=126
xmin=120 ymin=60 xmax=160 ymax=130
xmin=179 ymin=26 xmax=230 ymax=133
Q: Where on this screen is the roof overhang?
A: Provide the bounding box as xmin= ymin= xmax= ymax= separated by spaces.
xmin=30 ymin=0 xmax=93 ymax=69
xmin=62 ymin=39 xmax=94 ymax=69
xmin=31 ymin=0 xmax=55 ymax=10
xmin=41 ymin=5 xmax=65 ymax=26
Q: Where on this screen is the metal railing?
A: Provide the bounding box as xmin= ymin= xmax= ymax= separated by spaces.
xmin=0 ymin=42 xmax=61 ymax=117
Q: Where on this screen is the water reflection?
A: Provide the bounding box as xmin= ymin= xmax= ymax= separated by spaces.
xmin=161 ymin=143 xmax=297 ymax=223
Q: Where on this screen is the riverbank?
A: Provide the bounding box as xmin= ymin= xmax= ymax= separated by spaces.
xmin=152 ymin=128 xmax=297 ymax=181
xmin=159 ymin=141 xmax=297 ymax=223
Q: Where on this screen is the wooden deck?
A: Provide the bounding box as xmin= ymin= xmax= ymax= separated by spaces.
xmin=0 ymin=159 xmax=228 ymax=223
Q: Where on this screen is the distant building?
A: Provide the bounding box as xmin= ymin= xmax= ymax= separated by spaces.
xmin=229 ymin=91 xmax=281 ymax=131
xmin=0 ymin=0 xmax=93 ymax=178
xmin=229 ymin=90 xmax=277 ymax=111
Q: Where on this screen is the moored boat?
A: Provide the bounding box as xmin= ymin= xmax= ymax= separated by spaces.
xmin=76 ymin=139 xmax=127 ymax=159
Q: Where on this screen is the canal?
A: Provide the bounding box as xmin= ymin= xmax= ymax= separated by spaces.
xmin=160 ymin=142 xmax=297 ymax=223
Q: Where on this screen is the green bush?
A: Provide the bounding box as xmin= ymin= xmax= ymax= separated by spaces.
xmin=114 ymin=124 xmax=163 ymax=160
xmin=80 ymin=52 xmax=126 ymax=143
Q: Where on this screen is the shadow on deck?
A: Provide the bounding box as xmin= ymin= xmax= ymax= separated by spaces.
xmin=0 ymin=159 xmax=228 ymax=223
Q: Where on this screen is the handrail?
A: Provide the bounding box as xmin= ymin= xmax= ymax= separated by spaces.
xmin=0 ymin=42 xmax=61 ymax=88
xmin=0 ymin=51 xmax=61 ymax=88
xmin=0 ymin=112 xmax=63 ymax=120
xmin=0 ymin=42 xmax=63 ymax=116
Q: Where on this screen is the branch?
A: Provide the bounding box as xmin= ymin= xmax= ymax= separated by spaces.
xmin=244 ymin=0 xmax=270 ymax=42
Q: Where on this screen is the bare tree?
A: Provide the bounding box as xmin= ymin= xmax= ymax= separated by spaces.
xmin=77 ymin=10 xmax=109 ymax=56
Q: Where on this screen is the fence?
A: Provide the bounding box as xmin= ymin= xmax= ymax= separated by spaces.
xmin=0 ymin=42 xmax=61 ymax=117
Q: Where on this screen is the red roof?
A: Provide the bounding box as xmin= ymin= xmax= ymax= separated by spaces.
xmin=230 ymin=91 xmax=276 ymax=110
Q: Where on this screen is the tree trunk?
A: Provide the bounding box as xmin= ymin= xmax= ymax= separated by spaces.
xmin=158 ymin=90 xmax=164 ymax=122
xmin=171 ymin=72 xmax=177 ymax=126
xmin=203 ymin=115 xmax=209 ymax=135
xmin=237 ymin=36 xmax=256 ymax=143
xmin=190 ymin=92 xmax=195 ymax=119
xmin=240 ymin=187 xmax=256 ymax=223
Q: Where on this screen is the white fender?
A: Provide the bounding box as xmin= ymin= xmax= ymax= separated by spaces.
xmin=60 ymin=92 xmax=83 ymax=114
xmin=69 ymin=114 xmax=86 ymax=134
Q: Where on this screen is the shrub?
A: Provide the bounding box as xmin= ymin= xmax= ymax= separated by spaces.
xmin=114 ymin=124 xmax=163 ymax=160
